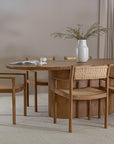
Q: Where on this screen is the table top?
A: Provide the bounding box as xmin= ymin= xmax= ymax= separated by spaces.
xmin=7 ymin=59 xmax=114 ymax=71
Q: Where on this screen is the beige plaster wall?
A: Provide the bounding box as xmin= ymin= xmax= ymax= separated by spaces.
xmin=0 ymin=0 xmax=98 ymax=93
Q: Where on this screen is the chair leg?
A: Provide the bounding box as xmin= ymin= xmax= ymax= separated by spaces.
xmin=76 ymin=101 xmax=78 ymax=118
xmin=27 ymin=83 xmax=29 ymax=107
xmin=69 ymin=99 xmax=73 ymax=133
xmin=88 ymin=81 xmax=91 ymax=120
xmin=34 ymin=72 xmax=37 ymax=112
xmin=88 ymin=100 xmax=91 ymax=120
xmin=12 ymin=80 xmax=16 ymax=125
xmin=24 ymin=87 xmax=27 ymax=116
xmin=24 ymin=74 xmax=27 ymax=116
xmin=105 ymin=97 xmax=108 ymax=128
xmin=53 ymin=94 xmax=57 ymax=124
xmin=26 ymin=71 xmax=29 ymax=107
xmin=24 ymin=90 xmax=27 ymax=116
xmin=98 ymin=99 xmax=101 ymax=118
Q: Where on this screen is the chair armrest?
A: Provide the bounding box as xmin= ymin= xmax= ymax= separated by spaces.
xmin=0 ymin=73 xmax=26 ymax=76
xmin=0 ymin=77 xmax=15 ymax=80
xmin=0 ymin=77 xmax=16 ymax=90
xmin=0 ymin=74 xmax=26 ymax=86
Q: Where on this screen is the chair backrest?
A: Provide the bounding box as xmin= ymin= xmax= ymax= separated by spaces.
xmin=64 ymin=56 xmax=92 ymax=60
xmin=109 ymin=64 xmax=114 ymax=78
xmin=71 ymin=65 xmax=109 ymax=80
xmin=26 ymin=57 xmax=55 ymax=61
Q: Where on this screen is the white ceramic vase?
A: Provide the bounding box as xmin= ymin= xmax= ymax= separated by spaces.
xmin=76 ymin=40 xmax=89 ymax=62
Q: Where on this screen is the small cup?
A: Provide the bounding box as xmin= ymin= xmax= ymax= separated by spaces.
xmin=40 ymin=57 xmax=47 ymax=62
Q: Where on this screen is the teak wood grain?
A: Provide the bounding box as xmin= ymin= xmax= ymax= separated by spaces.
xmin=7 ymin=59 xmax=114 ymax=71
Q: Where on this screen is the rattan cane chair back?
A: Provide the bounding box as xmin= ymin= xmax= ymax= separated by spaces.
xmin=73 ymin=65 xmax=108 ymax=80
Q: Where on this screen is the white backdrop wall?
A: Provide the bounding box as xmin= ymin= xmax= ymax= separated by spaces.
xmin=0 ymin=0 xmax=98 ymax=93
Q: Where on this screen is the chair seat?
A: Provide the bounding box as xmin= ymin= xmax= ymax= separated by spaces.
xmin=54 ymin=87 xmax=106 ymax=100
xmin=0 ymin=84 xmax=24 ymax=93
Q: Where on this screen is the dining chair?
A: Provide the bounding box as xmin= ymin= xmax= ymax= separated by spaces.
xmin=99 ymin=65 xmax=114 ymax=106
xmin=64 ymin=56 xmax=92 ymax=118
xmin=0 ymin=72 xmax=27 ymax=124
xmin=53 ymin=65 xmax=110 ymax=132
xmin=64 ymin=56 xmax=92 ymax=60
xmin=25 ymin=57 xmax=55 ymax=112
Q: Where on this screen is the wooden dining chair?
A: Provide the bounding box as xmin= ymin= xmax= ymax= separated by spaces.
xmin=64 ymin=56 xmax=92 ymax=118
xmin=53 ymin=65 xmax=110 ymax=132
xmin=99 ymin=65 xmax=114 ymax=104
xmin=64 ymin=56 xmax=92 ymax=60
xmin=25 ymin=57 xmax=55 ymax=112
xmin=0 ymin=72 xmax=27 ymax=124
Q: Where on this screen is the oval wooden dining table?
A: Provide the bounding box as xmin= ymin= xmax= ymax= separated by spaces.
xmin=7 ymin=59 xmax=114 ymax=118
